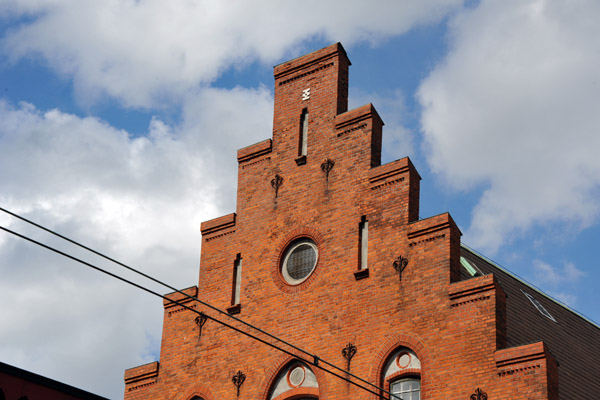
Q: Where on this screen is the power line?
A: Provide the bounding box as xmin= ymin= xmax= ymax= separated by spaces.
xmin=0 ymin=213 xmax=391 ymax=398
xmin=0 ymin=206 xmax=387 ymax=394
xmin=1 ymin=207 xmax=320 ymax=365
xmin=0 ymin=224 xmax=386 ymax=398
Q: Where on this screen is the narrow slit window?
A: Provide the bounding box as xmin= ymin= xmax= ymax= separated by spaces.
xmin=359 ymin=216 xmax=368 ymax=270
xmin=232 ymin=253 xmax=242 ymax=305
xmin=299 ymin=108 xmax=308 ymax=157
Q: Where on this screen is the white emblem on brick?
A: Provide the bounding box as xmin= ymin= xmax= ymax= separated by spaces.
xmin=302 ymin=88 xmax=311 ymax=100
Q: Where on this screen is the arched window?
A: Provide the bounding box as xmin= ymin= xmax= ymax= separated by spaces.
xmin=382 ymin=347 xmax=421 ymax=400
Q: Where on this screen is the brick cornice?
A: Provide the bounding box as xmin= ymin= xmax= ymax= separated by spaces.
xmin=163 ymin=286 xmax=198 ymax=309
xmin=274 ymin=42 xmax=349 ymax=81
xmin=369 ymin=157 xmax=413 ymax=184
xmin=407 ymin=212 xmax=462 ymax=240
xmin=449 ymin=274 xmax=501 ymax=307
xmin=495 ymin=341 xmax=550 ymax=370
xmin=200 ymin=213 xmax=236 ymax=237
xmin=334 ymin=103 xmax=382 ymax=131
xmin=237 ymin=139 xmax=272 ymax=163
xmin=124 ymin=361 xmax=159 ymax=388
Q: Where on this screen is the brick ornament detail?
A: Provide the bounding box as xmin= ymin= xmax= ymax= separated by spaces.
xmin=194 ymin=313 xmax=208 ymax=337
xmin=232 ymin=370 xmax=246 ymax=397
xmin=302 ymin=88 xmax=311 ymax=100
xmin=393 ymin=255 xmax=409 ymax=281
xmin=470 ymin=388 xmax=488 ymax=400
xmin=271 ymin=174 xmax=283 ymax=198
xmin=321 ymin=158 xmax=335 ymax=181
xmin=342 ymin=343 xmax=357 ymax=370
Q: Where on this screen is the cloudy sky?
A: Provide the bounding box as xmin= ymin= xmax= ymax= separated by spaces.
xmin=1 ymin=0 xmax=599 ymax=398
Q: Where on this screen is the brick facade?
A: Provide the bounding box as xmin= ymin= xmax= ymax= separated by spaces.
xmin=123 ymin=43 xmax=560 ymax=400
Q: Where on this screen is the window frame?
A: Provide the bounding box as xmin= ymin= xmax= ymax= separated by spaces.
xmin=388 ymin=375 xmax=421 ymax=400
xmin=281 ymin=239 xmax=319 ymax=285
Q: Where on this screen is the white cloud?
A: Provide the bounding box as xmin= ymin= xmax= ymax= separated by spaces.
xmin=14 ymin=0 xmax=600 ymax=395
xmin=418 ymin=0 xmax=600 ymax=252
xmin=527 ymin=260 xmax=584 ymax=306
xmin=1 ymin=0 xmax=464 ymax=108
xmin=533 ymin=260 xmax=584 ymax=287
xmin=0 ymin=2 xmax=472 ymax=396
xmin=0 ymin=86 xmax=272 ymax=398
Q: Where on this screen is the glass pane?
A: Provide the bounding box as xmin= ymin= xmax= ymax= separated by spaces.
xmin=390 ymin=378 xmax=420 ymax=400
xmin=400 ymin=380 xmax=410 ymax=391
xmin=287 ymin=244 xmax=316 ymax=279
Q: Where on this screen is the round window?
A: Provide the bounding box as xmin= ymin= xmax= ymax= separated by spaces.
xmin=396 ymin=352 xmax=412 ymax=369
xmin=287 ymin=365 xmax=306 ymax=387
xmin=281 ymin=239 xmax=318 ymax=285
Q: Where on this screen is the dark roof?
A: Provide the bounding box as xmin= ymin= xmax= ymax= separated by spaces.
xmin=460 ymin=245 xmax=600 ymax=400
xmin=0 ymin=361 xmax=108 ymax=400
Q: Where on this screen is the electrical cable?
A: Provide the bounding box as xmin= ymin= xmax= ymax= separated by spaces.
xmin=0 ymin=206 xmax=387 ymax=394
xmin=0 ymin=219 xmax=392 ymax=399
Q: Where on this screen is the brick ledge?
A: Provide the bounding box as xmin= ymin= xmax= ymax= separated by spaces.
xmin=201 ymin=213 xmax=236 ymax=236
xmin=237 ymin=139 xmax=272 ymax=163
xmin=124 ymin=361 xmax=159 ymax=386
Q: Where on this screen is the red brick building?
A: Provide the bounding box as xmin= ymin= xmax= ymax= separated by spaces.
xmin=123 ymin=43 xmax=599 ymax=400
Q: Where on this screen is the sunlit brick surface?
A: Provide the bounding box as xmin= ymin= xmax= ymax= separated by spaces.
xmin=123 ymin=43 xmax=557 ymax=400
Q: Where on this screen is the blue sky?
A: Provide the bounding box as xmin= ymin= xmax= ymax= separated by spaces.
xmin=1 ymin=1 xmax=600 ymax=398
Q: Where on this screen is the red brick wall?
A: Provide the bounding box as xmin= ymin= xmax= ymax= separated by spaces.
xmin=124 ymin=43 xmax=556 ymax=400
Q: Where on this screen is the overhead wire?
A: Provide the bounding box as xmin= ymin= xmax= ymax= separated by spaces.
xmin=0 ymin=224 xmax=387 ymax=398
xmin=0 ymin=208 xmax=392 ymax=398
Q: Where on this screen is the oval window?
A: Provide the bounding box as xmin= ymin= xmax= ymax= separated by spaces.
xmin=281 ymin=239 xmax=318 ymax=285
